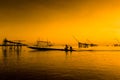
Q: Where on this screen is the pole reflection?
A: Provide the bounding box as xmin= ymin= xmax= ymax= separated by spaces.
xmin=2 ymin=48 xmax=22 ymax=65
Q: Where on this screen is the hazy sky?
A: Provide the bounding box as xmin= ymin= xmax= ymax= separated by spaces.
xmin=0 ymin=0 xmax=120 ymax=44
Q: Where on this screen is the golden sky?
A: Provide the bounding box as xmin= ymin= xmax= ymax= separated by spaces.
xmin=0 ymin=0 xmax=120 ymax=44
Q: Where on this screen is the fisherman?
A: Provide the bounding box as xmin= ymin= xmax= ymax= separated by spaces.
xmin=64 ymin=45 xmax=68 ymax=51
xmin=70 ymin=46 xmax=73 ymax=51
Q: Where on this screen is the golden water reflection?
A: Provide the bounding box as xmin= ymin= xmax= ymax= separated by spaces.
xmin=0 ymin=47 xmax=120 ymax=80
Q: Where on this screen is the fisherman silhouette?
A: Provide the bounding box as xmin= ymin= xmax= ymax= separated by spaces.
xmin=64 ymin=45 xmax=68 ymax=51
xmin=70 ymin=46 xmax=73 ymax=51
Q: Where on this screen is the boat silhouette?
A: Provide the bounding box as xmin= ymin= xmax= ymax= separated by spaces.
xmin=27 ymin=40 xmax=74 ymax=51
xmin=28 ymin=46 xmax=75 ymax=51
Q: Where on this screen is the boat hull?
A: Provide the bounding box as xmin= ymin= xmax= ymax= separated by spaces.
xmin=28 ymin=46 xmax=75 ymax=51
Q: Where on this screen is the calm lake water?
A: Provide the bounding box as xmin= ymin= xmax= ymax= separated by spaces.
xmin=1 ymin=46 xmax=120 ymax=80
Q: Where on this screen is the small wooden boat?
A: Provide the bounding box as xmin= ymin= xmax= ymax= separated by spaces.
xmin=28 ymin=46 xmax=75 ymax=51
xmin=28 ymin=40 xmax=75 ymax=51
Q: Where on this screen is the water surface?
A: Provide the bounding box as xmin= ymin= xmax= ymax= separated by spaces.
xmin=0 ymin=47 xmax=120 ymax=80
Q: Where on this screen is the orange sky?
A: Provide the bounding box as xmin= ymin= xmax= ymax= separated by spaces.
xmin=0 ymin=0 xmax=120 ymax=44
